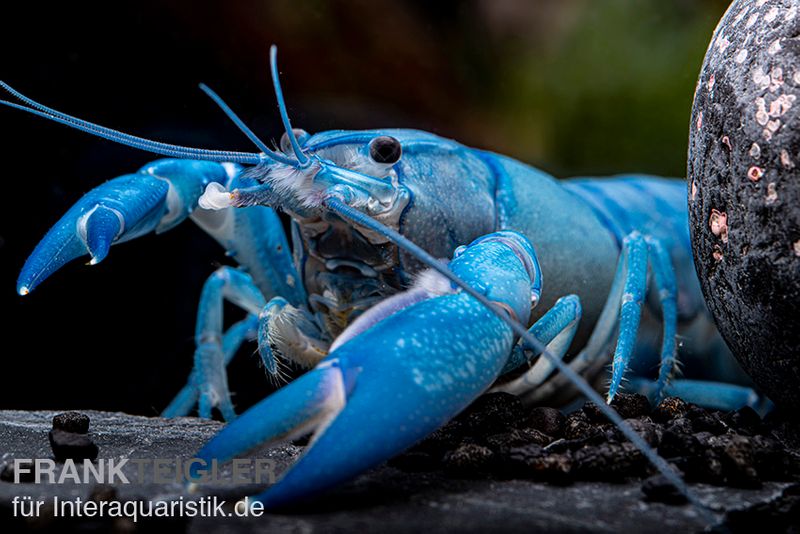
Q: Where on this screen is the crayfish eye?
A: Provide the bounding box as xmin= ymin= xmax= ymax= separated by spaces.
xmin=368 ymin=136 xmax=402 ymax=165
xmin=280 ymin=128 xmax=309 ymax=154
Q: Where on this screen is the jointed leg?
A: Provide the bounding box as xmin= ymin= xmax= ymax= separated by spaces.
xmin=627 ymin=377 xmax=772 ymax=415
xmin=607 ymin=233 xmax=649 ymax=401
xmin=645 ymin=237 xmax=679 ymax=403
xmin=163 ymin=315 xmax=258 ymax=418
xmin=494 ymin=295 xmax=581 ymax=396
xmin=163 ymin=266 xmax=266 ymax=420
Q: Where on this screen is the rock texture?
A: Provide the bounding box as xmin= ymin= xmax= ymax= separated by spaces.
xmin=0 ymin=408 xmax=797 ymax=532
xmin=688 ymin=0 xmax=800 ymax=409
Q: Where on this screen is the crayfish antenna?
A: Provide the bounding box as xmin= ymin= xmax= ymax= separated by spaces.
xmin=197 ymin=83 xmax=298 ymax=167
xmin=269 ymin=46 xmax=310 ymax=167
xmin=0 ymin=81 xmax=261 ymax=164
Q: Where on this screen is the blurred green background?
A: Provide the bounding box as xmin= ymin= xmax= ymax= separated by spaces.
xmin=175 ymin=0 xmax=730 ymax=178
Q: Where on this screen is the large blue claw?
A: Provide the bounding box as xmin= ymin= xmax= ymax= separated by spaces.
xmin=84 ymin=206 xmax=122 ymax=265
xmin=18 ymin=159 xmax=228 ymax=294
xmin=191 ymin=231 xmax=540 ymax=509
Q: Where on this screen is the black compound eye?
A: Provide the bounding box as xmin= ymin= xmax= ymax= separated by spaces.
xmin=369 ymin=136 xmax=402 ymax=164
xmin=280 ymin=128 xmax=308 ymax=154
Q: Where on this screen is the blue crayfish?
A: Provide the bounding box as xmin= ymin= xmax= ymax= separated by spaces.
xmin=1 ymin=47 xmax=764 ymax=511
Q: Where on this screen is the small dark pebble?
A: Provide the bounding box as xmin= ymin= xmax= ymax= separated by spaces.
xmin=0 ymin=460 xmax=35 ymax=483
xmin=582 ymin=393 xmax=650 ymax=424
xmin=607 ymin=417 xmax=660 ymax=447
xmin=442 ymin=444 xmax=495 ymax=478
xmin=52 ymin=411 xmax=90 ymax=434
xmin=610 ymin=393 xmax=652 ymax=420
xmin=525 ymin=407 xmax=565 ymax=438
xmin=686 ymin=406 xmax=728 ymax=435
xmin=499 ymin=444 xmax=573 ymax=484
xmin=563 ymin=411 xmax=600 ymax=440
xmin=651 ymin=397 xmax=689 ymax=423
xmin=485 ymin=428 xmax=552 ymax=452
xmin=49 ymin=429 xmax=99 ymax=462
xmin=456 ymin=393 xmax=524 ymax=434
xmin=707 ymin=434 xmax=761 ymax=488
xmin=641 ymin=474 xmax=688 ymax=505
xmin=658 ymin=420 xmax=700 ymax=458
xmin=573 ymin=442 xmax=649 ymax=481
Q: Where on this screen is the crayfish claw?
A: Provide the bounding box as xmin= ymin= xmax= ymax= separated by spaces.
xmin=82 ymin=205 xmax=123 ymax=265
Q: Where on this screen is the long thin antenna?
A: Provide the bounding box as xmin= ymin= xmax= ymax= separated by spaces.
xmin=269 ymin=46 xmax=310 ymax=167
xmin=197 ymin=83 xmax=299 ymax=167
xmin=0 ymin=82 xmax=261 ymax=164
xmin=324 ymin=196 xmax=715 ymax=525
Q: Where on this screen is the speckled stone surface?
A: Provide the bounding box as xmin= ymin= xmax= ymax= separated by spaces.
xmin=688 ymin=0 xmax=800 ymax=409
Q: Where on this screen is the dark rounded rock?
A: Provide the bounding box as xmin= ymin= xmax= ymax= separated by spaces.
xmin=525 ymin=407 xmax=565 ymax=438
xmin=52 ymin=411 xmax=90 ymax=434
xmin=572 ymin=442 xmax=649 ymax=481
xmin=583 ymin=393 xmax=651 ymax=425
xmin=48 ymin=429 xmax=99 ymax=462
xmin=686 ymin=406 xmax=729 ymax=435
xmin=688 ymin=0 xmax=800 ymax=409
xmin=442 ymin=443 xmax=495 ymax=478
xmin=608 ymin=417 xmax=661 ymax=447
xmin=651 ymin=397 xmax=690 ymax=423
xmin=610 ymin=393 xmax=652 ymax=420
xmin=485 ymin=428 xmax=553 ymax=452
xmin=499 ymin=444 xmax=573 ymax=483
xmin=456 ymin=392 xmax=524 ymax=434
xmin=563 ymin=411 xmax=600 ymax=441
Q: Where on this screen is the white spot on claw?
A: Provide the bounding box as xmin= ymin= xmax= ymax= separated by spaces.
xmin=750 ymin=143 xmax=761 ymax=158
xmin=793 ymin=240 xmax=800 ymax=257
xmin=19 ymin=286 xmax=29 ymax=296
xmin=748 ymin=166 xmax=764 ymax=181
